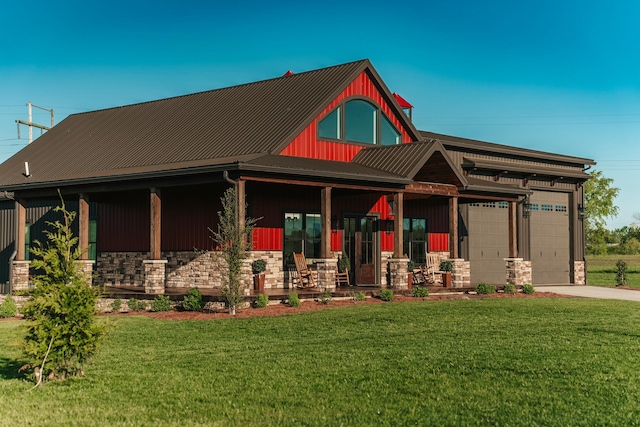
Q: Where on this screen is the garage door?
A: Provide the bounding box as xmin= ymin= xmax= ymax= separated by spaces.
xmin=529 ymin=191 xmax=570 ymax=284
xmin=467 ymin=201 xmax=510 ymax=285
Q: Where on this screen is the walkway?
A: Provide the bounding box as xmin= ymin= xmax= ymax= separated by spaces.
xmin=538 ymin=285 xmax=640 ymax=302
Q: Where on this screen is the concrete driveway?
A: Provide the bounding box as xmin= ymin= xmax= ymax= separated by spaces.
xmin=537 ymin=285 xmax=640 ymax=302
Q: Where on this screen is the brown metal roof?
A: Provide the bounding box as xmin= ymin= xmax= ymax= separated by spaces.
xmin=420 ymin=131 xmax=595 ymax=166
xmin=0 ymin=60 xmax=375 ymax=190
xmin=351 ymin=140 xmax=466 ymax=186
xmin=462 ymin=157 xmax=591 ymax=180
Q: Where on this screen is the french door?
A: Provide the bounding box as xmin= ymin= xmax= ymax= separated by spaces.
xmin=344 ymin=216 xmax=378 ymax=285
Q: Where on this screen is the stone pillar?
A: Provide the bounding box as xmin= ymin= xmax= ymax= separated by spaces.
xmin=505 ymin=258 xmax=532 ymax=286
xmin=11 ymin=260 xmax=30 ymax=291
xmin=75 ymin=260 xmax=95 ymax=285
xmin=143 ymin=260 xmax=167 ymax=294
xmin=316 ymin=258 xmax=338 ymax=290
xmin=387 ymin=258 xmax=409 ymax=290
xmin=574 ymin=261 xmax=586 ymax=285
xmin=449 ymin=258 xmax=470 ymax=288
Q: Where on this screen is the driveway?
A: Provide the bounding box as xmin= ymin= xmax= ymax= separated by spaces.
xmin=537 ymin=285 xmax=640 ymax=302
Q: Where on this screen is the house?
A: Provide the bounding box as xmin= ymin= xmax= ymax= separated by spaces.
xmin=0 ymin=59 xmax=594 ymax=293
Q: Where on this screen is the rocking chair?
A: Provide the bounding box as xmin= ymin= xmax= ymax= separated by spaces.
xmin=293 ymin=253 xmax=316 ymax=288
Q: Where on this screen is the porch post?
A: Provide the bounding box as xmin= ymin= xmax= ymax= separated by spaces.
xmin=508 ymin=200 xmax=517 ymax=258
xmin=320 ymin=187 xmax=331 ymax=259
xmin=78 ymin=194 xmax=90 ymax=260
xmin=449 ymin=197 xmax=458 ymax=259
xmin=11 ymin=199 xmax=30 ymax=291
xmin=150 ymin=188 xmax=161 ymax=260
xmin=393 ymin=192 xmax=403 ymax=258
xmin=15 ymin=200 xmax=25 ymax=261
xmin=237 ymin=179 xmax=246 ymax=233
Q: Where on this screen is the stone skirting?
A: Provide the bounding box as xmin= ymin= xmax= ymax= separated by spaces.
xmin=387 ymin=258 xmax=410 ymax=290
xmin=449 ymin=259 xmax=471 ymax=288
xmin=11 ymin=261 xmax=30 ymax=291
xmin=574 ymin=261 xmax=586 ymax=285
xmin=96 ymin=252 xmax=146 ymax=287
xmin=505 ymin=258 xmax=532 ymax=286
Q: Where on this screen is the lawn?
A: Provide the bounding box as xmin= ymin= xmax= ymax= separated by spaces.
xmin=586 ymin=254 xmax=640 ymax=288
xmin=2 ymin=298 xmax=640 ymax=426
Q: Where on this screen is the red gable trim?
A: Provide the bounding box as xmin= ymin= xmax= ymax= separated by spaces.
xmin=280 ymin=71 xmax=413 ymax=161
xmin=393 ymin=92 xmax=413 ymax=109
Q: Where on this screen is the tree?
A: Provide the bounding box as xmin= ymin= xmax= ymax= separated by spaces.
xmin=21 ymin=196 xmax=103 ymax=383
xmin=211 ymin=187 xmax=259 ymax=315
xmin=584 ymin=170 xmax=619 ymax=254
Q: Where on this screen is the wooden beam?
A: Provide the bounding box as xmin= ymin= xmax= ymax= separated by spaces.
xmin=16 ymin=200 xmax=26 ymax=261
xmin=78 ymin=194 xmax=89 ymax=260
xmin=321 ymin=187 xmax=331 ymax=258
xmin=404 ymin=182 xmax=459 ymax=196
xmin=150 ymin=188 xmax=161 ymax=260
xmin=449 ymin=197 xmax=458 ymax=259
xmin=508 ymin=200 xmax=517 ymax=258
xmin=393 ymin=192 xmax=404 ymax=258
xmin=240 ymin=175 xmax=404 ymax=194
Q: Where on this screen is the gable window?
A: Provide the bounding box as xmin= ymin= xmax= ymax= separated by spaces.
xmin=318 ymin=99 xmax=402 ymax=145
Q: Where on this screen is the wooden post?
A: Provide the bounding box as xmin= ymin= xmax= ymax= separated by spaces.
xmin=393 ymin=192 xmax=404 ymax=258
xmin=236 ymin=179 xmax=246 ymax=239
xmin=16 ymin=200 xmax=26 ymax=261
xmin=508 ymin=200 xmax=517 ymax=258
xmin=321 ymin=187 xmax=331 ymax=258
xmin=78 ymin=194 xmax=89 ymax=260
xmin=449 ymin=197 xmax=458 ymax=259
xmin=150 ymin=188 xmax=161 ymax=260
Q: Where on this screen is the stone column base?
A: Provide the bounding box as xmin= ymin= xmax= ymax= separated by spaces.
xmin=11 ymin=261 xmax=30 ymax=291
xmin=505 ymin=258 xmax=532 ymax=286
xmin=143 ymin=260 xmax=167 ymax=294
xmin=387 ymin=258 xmax=409 ymax=290
xmin=75 ymin=260 xmax=96 ymax=285
xmin=315 ymin=258 xmax=338 ymax=290
xmin=448 ymin=259 xmax=471 ymax=288
xmin=574 ymin=261 xmax=586 ymax=285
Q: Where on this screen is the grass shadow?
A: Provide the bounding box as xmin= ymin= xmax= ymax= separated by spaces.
xmin=0 ymin=356 xmax=27 ymax=381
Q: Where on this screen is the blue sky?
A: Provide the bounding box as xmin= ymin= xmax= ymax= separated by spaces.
xmin=1 ymin=0 xmax=639 ymax=228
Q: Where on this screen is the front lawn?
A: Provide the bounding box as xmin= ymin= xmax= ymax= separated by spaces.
xmin=2 ymin=298 xmax=640 ymax=426
xmin=586 ymin=254 xmax=640 ymax=288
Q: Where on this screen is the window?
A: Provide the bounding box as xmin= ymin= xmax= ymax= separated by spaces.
xmin=403 ymin=218 xmax=427 ymax=265
xmin=541 ymin=204 xmax=553 ymax=212
xmin=284 ymin=212 xmax=322 ymax=264
xmin=318 ymin=106 xmax=341 ymax=140
xmin=318 ymin=99 xmax=402 ymax=145
xmin=555 ymin=205 xmax=567 ymax=212
xmin=498 ymin=202 xmax=509 ymax=209
xmin=24 ymin=223 xmax=31 ymax=260
xmin=88 ymin=219 xmax=98 ymax=261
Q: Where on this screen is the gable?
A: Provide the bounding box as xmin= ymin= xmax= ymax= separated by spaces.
xmin=279 ymin=71 xmax=417 ymax=161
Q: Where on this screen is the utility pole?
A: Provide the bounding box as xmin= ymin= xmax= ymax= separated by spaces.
xmin=15 ymin=102 xmax=54 ymax=144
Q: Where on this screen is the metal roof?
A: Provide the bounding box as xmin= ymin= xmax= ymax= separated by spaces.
xmin=0 ymin=60 xmax=375 ymax=189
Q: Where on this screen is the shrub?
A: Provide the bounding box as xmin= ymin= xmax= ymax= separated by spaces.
xmin=0 ymin=295 xmax=17 ymax=318
xmin=412 ymin=286 xmax=429 ymax=297
xmin=128 ymin=298 xmax=147 ymax=312
xmin=503 ymin=284 xmax=516 ymax=295
xmin=352 ymin=291 xmax=366 ymax=302
xmin=111 ymin=298 xmax=122 ymax=312
xmin=476 ymin=283 xmax=496 ymax=294
xmin=439 ymin=261 xmax=453 ymax=272
xmin=288 ymin=292 xmax=300 ymax=308
xmin=380 ymin=289 xmax=394 ymax=301
xmin=255 ymin=293 xmax=269 ymax=308
xmin=21 ymin=197 xmax=103 ymax=382
xmin=151 ymin=295 xmax=172 ymax=312
xmin=182 ymin=287 xmax=203 ymax=311
xmin=251 ymin=259 xmax=267 ymax=274
xmin=320 ymin=289 xmax=332 ymax=305
xmin=616 ymin=260 xmax=628 ymax=286
xmin=522 ymin=284 xmax=535 ymax=294
xmin=338 ymin=252 xmax=350 ymax=273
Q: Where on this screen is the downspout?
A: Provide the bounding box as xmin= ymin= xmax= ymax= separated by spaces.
xmin=223 ymin=170 xmax=237 ymax=186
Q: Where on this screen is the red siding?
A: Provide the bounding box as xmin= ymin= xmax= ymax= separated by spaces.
xmin=252 ymin=228 xmax=282 ymax=251
xmin=97 ymin=192 xmax=149 ymax=252
xmin=331 ymin=230 xmax=342 ymax=252
xmin=280 ymin=71 xmax=413 ymax=160
xmin=429 ymin=233 xmax=449 ymax=252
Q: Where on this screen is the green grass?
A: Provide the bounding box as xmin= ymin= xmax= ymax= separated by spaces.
xmin=3 ymin=299 xmax=640 ymax=426
xmin=587 ymin=254 xmax=640 ymax=287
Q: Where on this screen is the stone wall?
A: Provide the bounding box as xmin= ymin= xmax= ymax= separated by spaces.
xmin=96 ymin=252 xmax=146 ymax=287
xmin=387 ymin=258 xmax=409 ymax=290
xmin=505 ymin=258 xmax=532 ymax=286
xmin=574 ymin=261 xmax=586 ymax=285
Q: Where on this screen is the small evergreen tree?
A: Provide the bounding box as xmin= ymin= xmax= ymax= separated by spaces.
xmin=21 ymin=196 xmax=103 ymax=383
xmin=211 ymin=187 xmax=259 ymax=315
